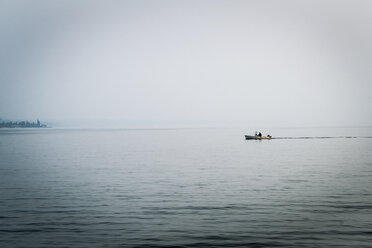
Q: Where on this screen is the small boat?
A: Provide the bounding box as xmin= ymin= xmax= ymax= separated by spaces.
xmin=245 ymin=135 xmax=272 ymax=140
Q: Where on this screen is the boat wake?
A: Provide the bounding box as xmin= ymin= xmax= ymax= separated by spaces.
xmin=273 ymin=136 xmax=372 ymax=139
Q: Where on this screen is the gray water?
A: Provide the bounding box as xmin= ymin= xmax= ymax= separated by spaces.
xmin=1 ymin=127 xmax=372 ymax=247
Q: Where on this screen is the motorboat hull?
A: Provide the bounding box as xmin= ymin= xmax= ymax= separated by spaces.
xmin=245 ymin=135 xmax=271 ymax=140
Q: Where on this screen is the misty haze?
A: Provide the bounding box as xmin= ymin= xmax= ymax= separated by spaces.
xmin=1 ymin=1 xmax=372 ymax=247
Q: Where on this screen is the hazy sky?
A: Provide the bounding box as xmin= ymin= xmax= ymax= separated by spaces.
xmin=1 ymin=0 xmax=371 ymax=127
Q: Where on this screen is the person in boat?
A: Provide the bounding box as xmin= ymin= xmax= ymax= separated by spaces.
xmin=258 ymin=132 xmax=262 ymax=137
xmin=255 ymin=131 xmax=258 ymax=136
xmin=267 ymin=134 xmax=272 ymax=138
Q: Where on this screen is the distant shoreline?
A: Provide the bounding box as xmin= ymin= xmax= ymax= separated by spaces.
xmin=0 ymin=119 xmax=48 ymax=128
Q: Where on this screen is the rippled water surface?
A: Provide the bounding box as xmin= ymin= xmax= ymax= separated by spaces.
xmin=1 ymin=127 xmax=372 ymax=247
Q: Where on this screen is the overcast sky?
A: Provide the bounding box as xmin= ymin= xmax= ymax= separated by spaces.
xmin=0 ymin=0 xmax=371 ymax=127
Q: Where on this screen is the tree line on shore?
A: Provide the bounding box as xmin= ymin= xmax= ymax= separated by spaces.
xmin=0 ymin=119 xmax=47 ymax=128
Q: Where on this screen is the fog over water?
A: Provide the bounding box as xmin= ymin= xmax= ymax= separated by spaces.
xmin=1 ymin=0 xmax=371 ymax=127
xmin=1 ymin=2 xmax=372 ymax=247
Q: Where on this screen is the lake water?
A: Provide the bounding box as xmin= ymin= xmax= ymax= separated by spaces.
xmin=1 ymin=127 xmax=372 ymax=247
